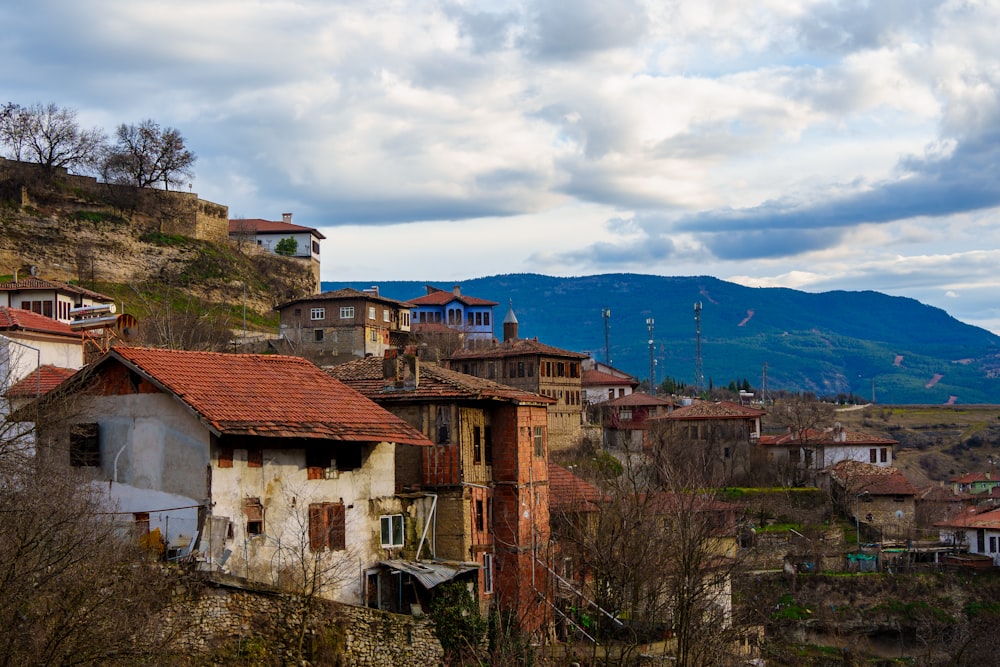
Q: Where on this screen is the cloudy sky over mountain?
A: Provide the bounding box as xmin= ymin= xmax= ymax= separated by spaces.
xmin=4 ymin=0 xmax=1000 ymax=332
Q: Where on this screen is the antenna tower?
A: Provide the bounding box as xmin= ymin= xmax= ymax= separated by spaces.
xmin=693 ymin=302 xmax=704 ymax=392
xmin=761 ymin=361 xmax=771 ymax=405
xmin=602 ymin=308 xmax=612 ymax=366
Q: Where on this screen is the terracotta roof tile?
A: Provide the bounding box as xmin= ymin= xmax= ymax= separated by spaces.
xmin=548 ymin=464 xmax=603 ymax=511
xmin=276 ymin=287 xmax=411 ymax=310
xmin=0 ymin=278 xmax=113 ymax=302
xmin=448 ymin=337 xmax=588 ymax=361
xmin=228 ymin=218 xmax=325 ymax=238
xmin=830 ymin=461 xmax=917 ymax=496
xmin=407 ymin=285 xmax=497 ymax=307
xmin=582 ymin=368 xmax=638 ymax=387
xmin=949 ymin=471 xmax=998 ymax=484
xmin=4 ymin=365 xmax=77 ymax=398
xmin=605 ymin=392 xmax=676 ymax=408
xmin=0 ymin=307 xmax=82 ymax=337
xmin=653 ymin=400 xmax=765 ymax=421
xmin=935 ymin=506 xmax=1000 ymax=530
xmin=758 ymin=427 xmax=897 ymax=447
xmin=326 ymin=356 xmax=554 ymax=405
xmin=101 ymin=347 xmax=430 ymax=445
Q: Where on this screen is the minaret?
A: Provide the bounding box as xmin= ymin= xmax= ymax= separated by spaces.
xmin=503 ymin=300 xmax=518 ymax=342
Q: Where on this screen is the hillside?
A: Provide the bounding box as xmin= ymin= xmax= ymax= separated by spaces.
xmin=331 ymin=274 xmax=1000 ymax=405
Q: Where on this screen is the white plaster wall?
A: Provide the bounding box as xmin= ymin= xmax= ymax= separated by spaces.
xmin=210 ymin=440 xmax=399 ymax=604
xmin=89 ymin=393 xmax=211 ymax=502
xmin=94 ymin=481 xmax=200 ymax=550
xmin=821 ymin=444 xmax=893 ymax=468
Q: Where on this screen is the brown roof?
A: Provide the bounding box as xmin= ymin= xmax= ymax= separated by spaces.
xmin=0 ymin=277 xmax=113 ymax=303
xmin=89 ymin=347 xmax=431 ymax=445
xmin=275 ymin=287 xmax=411 ymax=310
xmin=228 ymin=218 xmax=326 ymax=239
xmin=830 ymin=461 xmax=918 ymax=496
xmin=652 ymin=400 xmax=764 ymax=421
xmin=5 ymin=365 xmax=77 ymax=398
xmin=0 ymin=307 xmax=82 ymax=337
xmin=949 ymin=471 xmax=999 ymax=484
xmin=582 ymin=368 xmax=638 ymax=387
xmin=605 ymin=392 xmax=676 ymax=408
xmin=448 ymin=336 xmax=588 ymax=362
xmin=758 ymin=427 xmax=897 ymax=447
xmin=326 ymin=356 xmax=554 ymax=405
xmin=548 ymin=464 xmax=603 ymax=511
xmin=935 ymin=506 xmax=1000 ymax=530
xmin=407 ymin=285 xmax=497 ymax=307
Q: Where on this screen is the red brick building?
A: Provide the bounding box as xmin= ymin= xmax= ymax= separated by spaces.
xmin=327 ymin=352 xmax=555 ymax=633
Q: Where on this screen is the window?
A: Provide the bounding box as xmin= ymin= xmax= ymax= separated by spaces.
xmin=724 ymin=447 xmax=731 ymax=459
xmin=218 ymin=447 xmax=234 ymax=468
xmin=557 ymin=363 xmax=565 ymax=377
xmin=43 ymin=300 xmax=53 ymax=318
xmin=306 ymin=447 xmax=333 ymax=480
xmin=340 ymin=306 xmax=355 ymax=319
xmin=467 ymin=312 xmax=474 ymax=326
xmin=368 ymin=306 xmax=376 ymax=320
xmin=533 ymin=426 xmax=545 ymax=458
xmin=869 ymin=448 xmax=877 ymax=463
xmin=294 ymin=308 xmax=302 ymax=316
xmin=484 ymin=426 xmax=493 ymax=465
xmin=527 ymin=363 xmax=534 ymax=377
xmin=248 ymin=448 xmax=263 ymax=468
xmin=609 ymin=389 xmax=615 ymax=400
xmin=370 ymin=329 xmax=378 ymax=342
xmin=436 ymin=408 xmax=450 ymax=444
xmin=473 ymin=426 xmax=482 ymax=464
xmin=483 ymin=553 xmax=494 ymax=594
xmin=475 ymin=312 xmax=483 ymax=326
xmin=508 ymin=363 xmax=516 ymax=378
xmin=312 ymin=240 xmax=320 ymax=254
xmin=244 ymin=497 xmax=264 ymax=536
xmin=619 ymin=409 xmax=632 ymax=420
xmin=134 ymin=512 xmax=150 ymax=537
xmin=517 ymin=362 xmax=525 ymax=378
xmin=70 ymin=423 xmax=100 ymax=467
xmin=880 ymin=448 xmax=888 ymax=463
xmin=483 ymin=312 xmax=490 ymax=326
xmin=380 ymin=514 xmax=404 ymax=548
xmin=990 ymin=536 xmax=998 ymax=553
xmin=383 ymin=309 xmax=390 ymax=322
xmin=309 ymin=502 xmax=346 ymax=551
xmin=475 ymin=499 xmax=485 ymax=531
xmin=314 ymin=329 xmax=324 ymax=342
xmin=310 ymin=307 xmax=325 ymax=320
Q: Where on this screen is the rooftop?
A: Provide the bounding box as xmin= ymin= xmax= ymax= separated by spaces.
xmin=759 ymin=426 xmax=898 ymax=447
xmin=228 ymin=217 xmax=326 ymax=238
xmin=582 ymin=368 xmax=638 ymax=387
xmin=0 ymin=277 xmax=114 ymax=303
xmin=407 ymin=284 xmax=497 ymax=308
xmin=830 ymin=461 xmax=918 ymax=496
xmin=276 ymin=287 xmax=412 ymax=310
xmin=82 ymin=347 xmax=431 ymax=445
xmin=4 ymin=365 xmax=77 ymax=398
xmin=548 ymin=464 xmax=603 ymax=511
xmin=0 ymin=307 xmax=82 ymax=338
xmin=651 ymin=400 xmax=765 ymax=421
xmin=448 ymin=336 xmax=588 ymax=362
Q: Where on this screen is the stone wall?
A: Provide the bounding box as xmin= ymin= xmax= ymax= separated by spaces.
xmin=160 ymin=577 xmax=444 ymax=666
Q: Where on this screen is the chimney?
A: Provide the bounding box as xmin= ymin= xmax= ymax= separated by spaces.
xmin=363 ymin=285 xmax=379 ymax=296
xmin=503 ymin=300 xmax=518 ymax=342
xmin=282 ymin=212 xmax=293 ymax=224
xmin=453 ymin=285 xmax=461 ymax=296
xmin=382 ymin=348 xmax=419 ymax=389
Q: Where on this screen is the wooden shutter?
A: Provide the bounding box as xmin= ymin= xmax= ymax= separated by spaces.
xmin=248 ymin=448 xmax=263 ymax=468
xmin=309 ymin=503 xmax=326 ymax=551
xmin=218 ymin=447 xmax=233 ymax=468
xmin=328 ymin=503 xmax=346 ymax=550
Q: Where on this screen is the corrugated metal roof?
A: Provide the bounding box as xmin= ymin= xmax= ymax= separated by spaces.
xmin=378 ymin=559 xmax=480 ymax=589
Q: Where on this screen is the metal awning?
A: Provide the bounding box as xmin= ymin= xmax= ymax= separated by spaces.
xmin=378 ymin=559 xmax=480 ymax=590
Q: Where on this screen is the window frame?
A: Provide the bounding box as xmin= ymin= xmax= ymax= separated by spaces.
xmin=483 ymin=553 xmax=494 ymax=594
xmin=380 ymin=514 xmax=405 ymax=548
xmin=69 ymin=422 xmax=100 ymax=467
xmin=310 ymin=307 xmax=325 ymax=321
xmin=339 ymin=306 xmax=355 ymax=319
xmin=533 ymin=425 xmax=545 ymax=458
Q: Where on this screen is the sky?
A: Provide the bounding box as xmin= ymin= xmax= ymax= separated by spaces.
xmin=3 ymin=0 xmax=1000 ymax=334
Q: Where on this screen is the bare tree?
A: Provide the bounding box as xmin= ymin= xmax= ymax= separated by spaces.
xmin=0 ymin=358 xmax=179 ymax=666
xmin=0 ymin=102 xmax=106 ymax=173
xmin=102 ymin=119 xmax=195 ymax=190
xmin=767 ymin=394 xmax=836 ymax=442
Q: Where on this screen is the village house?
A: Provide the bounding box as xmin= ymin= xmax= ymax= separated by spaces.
xmin=0 ymin=275 xmax=115 ymax=324
xmin=33 ymin=346 xmax=432 ymax=604
xmin=598 ymin=392 xmax=677 ymax=450
xmin=445 ymin=304 xmax=590 ymax=451
xmin=830 ymin=461 xmax=918 ymax=542
xmin=948 ymin=471 xmax=1000 ymax=497
xmin=581 ymin=359 xmax=639 ymax=406
xmin=934 ymin=506 xmax=1000 ymax=566
xmin=1 ymin=307 xmax=85 ymax=389
xmin=275 ymin=287 xmax=412 ymax=365
xmin=407 ymin=285 xmax=497 ymax=350
xmin=647 ymin=400 xmax=765 ymax=485
xmin=327 ymin=351 xmax=555 ymax=633
xmin=228 ymin=214 xmax=324 ymax=292
xmin=758 ymin=424 xmax=898 ymax=486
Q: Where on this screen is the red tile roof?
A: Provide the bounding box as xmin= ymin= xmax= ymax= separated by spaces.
xmin=94 ymin=347 xmax=431 ymax=445
xmin=276 ymin=287 xmax=411 ymax=310
xmin=949 ymin=471 xmax=998 ymax=484
xmin=4 ymin=365 xmax=77 ymax=398
xmin=582 ymin=368 xmax=638 ymax=387
xmin=448 ymin=336 xmax=588 ymax=361
xmin=407 ymin=285 xmax=497 ymax=307
xmin=652 ymin=400 xmax=764 ymax=421
xmin=548 ymin=464 xmax=603 ymax=511
xmin=605 ymin=392 xmax=676 ymax=408
xmin=934 ymin=506 xmax=1000 ymax=530
xmin=830 ymin=461 xmax=917 ymax=496
xmin=0 ymin=278 xmax=113 ymax=302
xmin=0 ymin=307 xmax=82 ymax=337
xmin=326 ymin=356 xmax=554 ymax=405
xmin=228 ymin=218 xmax=325 ymax=238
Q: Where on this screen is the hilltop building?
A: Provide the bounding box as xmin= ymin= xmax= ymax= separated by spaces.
xmin=408 ymin=285 xmax=497 ymax=351
xmin=581 ymin=359 xmax=639 ymax=405
xmin=229 ymin=214 xmax=324 ymax=292
xmin=759 ymin=425 xmax=898 ymax=486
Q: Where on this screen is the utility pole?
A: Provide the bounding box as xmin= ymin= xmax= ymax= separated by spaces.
xmin=602 ymin=308 xmax=612 ymax=366
xmin=646 ymin=317 xmax=655 ymax=395
xmin=694 ymin=302 xmax=704 ymax=393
